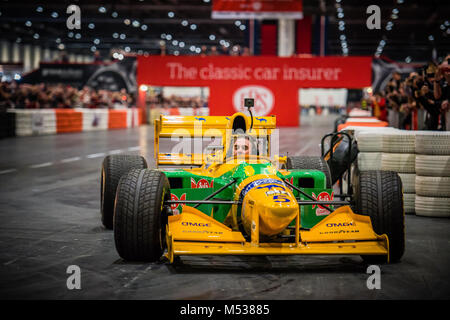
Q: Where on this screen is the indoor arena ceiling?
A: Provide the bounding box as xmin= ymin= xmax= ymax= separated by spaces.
xmin=0 ymin=0 xmax=449 ymax=62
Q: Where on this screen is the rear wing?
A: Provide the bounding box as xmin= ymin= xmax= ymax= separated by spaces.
xmin=154 ymin=113 xmax=277 ymax=167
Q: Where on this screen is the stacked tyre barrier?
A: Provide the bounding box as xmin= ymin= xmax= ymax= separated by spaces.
xmin=4 ymin=108 xmax=144 ymax=137
xmin=356 ymin=129 xmax=450 ymax=217
xmin=414 ymin=132 xmax=450 ymax=217
xmin=380 ymin=131 xmax=417 ymax=214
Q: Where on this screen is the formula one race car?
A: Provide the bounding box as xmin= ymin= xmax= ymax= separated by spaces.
xmin=100 ymin=99 xmax=404 ymax=264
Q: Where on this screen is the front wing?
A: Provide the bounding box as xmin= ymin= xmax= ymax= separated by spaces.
xmin=165 ymin=205 xmax=389 ymax=263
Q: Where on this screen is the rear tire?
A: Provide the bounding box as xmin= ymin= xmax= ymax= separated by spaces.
xmin=101 ymin=155 xmax=147 ymax=229
xmin=352 ymin=170 xmax=405 ymax=264
xmin=286 ymin=156 xmax=332 ymax=189
xmin=114 ymin=169 xmax=170 ymax=262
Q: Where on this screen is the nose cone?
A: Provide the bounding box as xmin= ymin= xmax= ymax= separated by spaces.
xmin=242 ymin=181 xmax=299 ymax=236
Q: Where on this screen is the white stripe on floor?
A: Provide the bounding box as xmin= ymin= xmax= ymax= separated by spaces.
xmin=86 ymin=153 xmax=106 ymax=159
xmin=108 ymin=149 xmax=124 ymax=155
xmin=60 ymin=157 xmax=81 ymax=163
xmin=0 ymin=168 xmax=17 ymax=175
xmin=127 ymin=146 xmax=141 ymax=151
xmin=29 ymin=162 xmax=53 ymax=168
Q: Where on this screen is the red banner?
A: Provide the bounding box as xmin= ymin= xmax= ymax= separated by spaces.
xmin=137 ymin=56 xmax=372 ymax=126
xmin=212 ymin=0 xmax=303 ymax=19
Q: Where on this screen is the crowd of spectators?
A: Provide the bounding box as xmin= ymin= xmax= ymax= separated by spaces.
xmin=368 ymin=56 xmax=450 ymax=130
xmin=146 ymin=91 xmax=208 ymax=112
xmin=0 ymin=82 xmax=133 ymax=110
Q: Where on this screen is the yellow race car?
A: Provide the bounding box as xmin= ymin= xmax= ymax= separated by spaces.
xmin=100 ymin=101 xmax=404 ymax=265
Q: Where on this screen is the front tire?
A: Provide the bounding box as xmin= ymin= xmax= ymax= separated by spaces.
xmin=352 ymin=170 xmax=405 ymax=263
xmin=100 ymin=155 xmax=147 ymax=229
xmin=286 ymin=156 xmax=332 ymax=189
xmin=114 ymin=169 xmax=170 ymax=262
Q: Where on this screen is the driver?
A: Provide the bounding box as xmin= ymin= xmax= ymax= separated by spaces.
xmin=233 ymin=135 xmax=252 ymax=157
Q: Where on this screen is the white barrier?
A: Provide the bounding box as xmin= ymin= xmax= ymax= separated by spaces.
xmin=10 ymin=109 xmax=56 ymax=137
xmin=77 ymin=108 xmax=109 ymax=131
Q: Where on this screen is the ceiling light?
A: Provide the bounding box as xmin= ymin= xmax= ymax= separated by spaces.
xmin=111 ymin=12 xmax=118 ymax=18
xmin=98 ymin=7 xmax=106 ymax=13
xmin=181 ymin=20 xmax=188 ymax=26
xmin=239 ymin=25 xmax=246 ymax=30
xmin=132 ymin=20 xmax=140 ymax=28
xmin=190 ymin=24 xmax=197 ymax=30
xmin=124 ymin=19 xmax=131 ymax=25
xmin=209 ymin=34 xmax=216 ymax=40
xmin=51 ymin=12 xmax=58 ymax=18
xmin=58 ymin=44 xmax=65 ymax=50
xmin=179 ymin=42 xmax=185 ymax=48
xmin=168 ymin=12 xmax=175 ymax=18
xmin=88 ymin=23 xmax=95 ymax=29
xmin=36 ymin=6 xmax=43 ymax=13
xmin=113 ymin=33 xmax=119 ymax=38
xmin=235 ymin=21 xmax=241 ymax=26
xmin=120 ymin=33 xmax=126 ymax=39
xmin=141 ymin=24 xmax=148 ymax=31
xmin=25 ymin=21 xmax=32 ymax=27
xmin=33 ymin=33 xmax=40 ymax=40
xmin=93 ymin=38 xmax=100 ymax=45
xmin=91 ymin=46 xmax=97 ymax=52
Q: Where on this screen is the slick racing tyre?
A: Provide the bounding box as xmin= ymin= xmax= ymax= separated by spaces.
xmin=352 ymin=170 xmax=405 ymax=263
xmin=286 ymin=156 xmax=332 ymax=188
xmin=101 ymin=154 xmax=147 ymax=230
xmin=114 ymin=169 xmax=170 ymax=262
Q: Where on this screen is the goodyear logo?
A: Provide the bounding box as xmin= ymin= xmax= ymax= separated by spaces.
xmin=326 ymin=222 xmax=355 ymax=227
xmin=181 ymin=222 xmax=211 ymax=227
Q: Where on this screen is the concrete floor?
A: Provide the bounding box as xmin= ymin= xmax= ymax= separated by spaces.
xmin=0 ymin=114 xmax=449 ymax=299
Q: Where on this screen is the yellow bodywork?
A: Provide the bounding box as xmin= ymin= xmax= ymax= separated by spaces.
xmin=165 ymin=204 xmax=389 ymax=263
xmin=154 ymin=113 xmax=278 ymax=166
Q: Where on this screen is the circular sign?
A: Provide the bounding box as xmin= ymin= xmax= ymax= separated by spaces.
xmin=233 ymin=85 xmax=274 ymax=116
